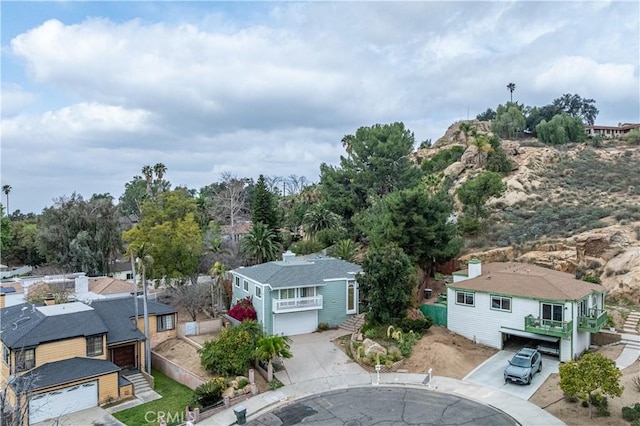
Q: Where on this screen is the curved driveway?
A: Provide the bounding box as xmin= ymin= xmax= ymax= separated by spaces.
xmin=247 ymin=387 xmax=516 ymax=425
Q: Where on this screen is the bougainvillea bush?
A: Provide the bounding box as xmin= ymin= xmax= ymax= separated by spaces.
xmin=228 ymin=296 xmax=257 ymax=321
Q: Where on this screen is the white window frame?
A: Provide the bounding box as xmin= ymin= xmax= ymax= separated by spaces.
xmin=16 ymin=348 xmax=35 ymax=372
xmin=234 ymin=276 xmax=240 ymax=287
xmin=255 ymin=285 xmax=262 ymax=299
xmin=490 ymin=295 xmax=511 ymax=312
xmin=279 ymin=288 xmax=296 ymax=299
xmin=2 ymin=345 xmax=10 ymax=366
xmin=455 ymin=291 xmax=474 ymax=306
xmin=243 ymin=280 xmax=249 ymax=292
xmin=157 ymin=314 xmax=175 ymax=332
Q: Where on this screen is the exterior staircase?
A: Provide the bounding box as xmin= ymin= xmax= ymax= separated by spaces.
xmin=339 ymin=314 xmax=365 ymax=333
xmin=124 ymin=372 xmax=152 ymax=395
xmin=622 ymin=311 xmax=640 ymax=334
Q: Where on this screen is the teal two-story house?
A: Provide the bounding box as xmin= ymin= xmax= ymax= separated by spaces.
xmin=230 ymin=251 xmax=361 ymax=336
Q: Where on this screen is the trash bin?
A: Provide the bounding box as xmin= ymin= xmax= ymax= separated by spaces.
xmin=234 ymin=405 xmax=247 ymax=425
xmin=424 ymin=288 xmax=432 ymax=299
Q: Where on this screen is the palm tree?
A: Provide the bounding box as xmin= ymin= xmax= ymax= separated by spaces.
xmin=2 ymin=185 xmax=11 ymax=216
xmin=302 ymin=205 xmax=342 ymax=241
xmin=331 ymin=239 xmax=360 ymax=263
xmin=153 ymin=163 xmax=167 ymax=193
xmin=141 ymin=165 xmax=153 ymax=196
xmin=507 ymin=82 xmax=516 ymax=103
xmin=209 ymin=261 xmax=227 ymax=311
xmin=240 ymin=223 xmax=281 ymax=265
xmin=254 ymin=335 xmax=293 ymax=382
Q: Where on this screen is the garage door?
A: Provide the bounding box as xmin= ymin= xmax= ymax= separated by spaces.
xmin=273 ymin=311 xmax=317 ymax=336
xmin=29 ymin=381 xmax=98 ymax=424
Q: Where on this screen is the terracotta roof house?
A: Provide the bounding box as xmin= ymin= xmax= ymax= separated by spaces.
xmin=89 ymin=277 xmax=136 ymax=298
xmin=447 ymin=260 xmax=607 ymax=362
xmin=0 ymin=297 xmax=177 ymax=424
xmin=584 ymin=122 xmax=640 ymax=138
xmin=231 ymin=251 xmax=361 ymax=336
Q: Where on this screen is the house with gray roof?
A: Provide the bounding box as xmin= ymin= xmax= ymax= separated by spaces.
xmin=0 ymin=297 xmax=177 ymax=424
xmin=231 ymin=251 xmax=361 ymax=336
xmin=447 ymin=260 xmax=608 ymax=362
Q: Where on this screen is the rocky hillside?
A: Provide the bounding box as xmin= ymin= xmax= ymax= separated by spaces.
xmin=417 ymin=121 xmax=640 ymax=303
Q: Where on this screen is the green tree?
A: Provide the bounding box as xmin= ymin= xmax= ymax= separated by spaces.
xmin=493 ymin=103 xmax=525 ymax=139
xmin=559 ymin=352 xmax=623 ymax=419
xmin=319 ymin=122 xmax=422 ymax=232
xmin=123 ymin=188 xmax=203 ymax=284
xmin=240 ymin=222 xmax=281 ymax=265
xmin=457 ymin=171 xmax=506 ymax=218
xmin=536 ymin=114 xmax=586 ymax=145
xmin=358 ymin=243 xmax=416 ymax=325
xmin=330 ymin=239 xmax=360 ymax=262
xmin=302 ymin=204 xmax=343 ymax=241
xmin=4 ymin=220 xmax=43 ymax=266
xmin=255 ymin=335 xmax=293 ymax=382
xmin=476 ymin=108 xmax=497 ymax=121
xmin=485 ymin=135 xmax=513 ymax=174
xmin=356 ymin=185 xmax=461 ymax=276
xmin=37 ymin=193 xmax=122 ymax=275
xmin=119 ymin=176 xmax=147 ymax=219
xmin=199 ymin=320 xmax=263 ymax=376
xmin=251 ymin=175 xmax=279 ymax=234
xmin=0 ymin=206 xmax=10 ymax=255
xmin=552 ymin=93 xmax=599 ymax=125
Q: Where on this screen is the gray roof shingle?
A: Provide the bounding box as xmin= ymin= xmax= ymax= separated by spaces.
xmin=232 ymin=256 xmax=361 ymax=289
xmin=11 ymin=357 xmax=120 ymax=391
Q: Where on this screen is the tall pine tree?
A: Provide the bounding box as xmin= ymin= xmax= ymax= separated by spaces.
xmin=251 ymin=175 xmax=280 ymax=235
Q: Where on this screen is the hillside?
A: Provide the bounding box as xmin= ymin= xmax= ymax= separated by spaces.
xmin=416 ymin=121 xmax=640 ymax=303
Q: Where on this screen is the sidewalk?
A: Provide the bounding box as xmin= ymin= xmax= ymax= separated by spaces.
xmin=203 ymin=372 xmax=565 ymax=426
xmin=617 ymin=332 xmax=640 ymax=369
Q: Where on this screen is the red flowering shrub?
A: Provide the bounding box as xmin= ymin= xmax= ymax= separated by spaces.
xmin=228 ymin=296 xmax=257 ymax=321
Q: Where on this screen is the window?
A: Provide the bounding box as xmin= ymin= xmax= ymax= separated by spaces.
xmin=86 ymin=335 xmax=104 ymax=357
xmin=299 ymin=287 xmax=315 ymax=298
xmin=280 ymin=288 xmax=295 ymax=299
xmin=2 ymin=345 xmax=9 ymax=366
xmin=235 ymin=277 xmax=240 ymax=288
xmin=255 ymin=286 xmax=262 ymax=299
xmin=16 ymin=348 xmax=35 ymax=372
xmin=157 ymin=314 xmax=175 ymax=332
xmin=541 ymin=303 xmax=563 ymax=322
xmin=243 ymin=280 xmax=249 ymax=292
xmin=491 ymin=296 xmax=511 ymax=312
xmin=456 ymin=291 xmax=474 ymax=306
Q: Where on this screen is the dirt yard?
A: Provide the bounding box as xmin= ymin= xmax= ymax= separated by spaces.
xmin=153 ymin=338 xmax=271 ymax=393
xmin=401 ymin=325 xmax=498 ymax=379
xmin=529 ymin=344 xmax=640 ymax=425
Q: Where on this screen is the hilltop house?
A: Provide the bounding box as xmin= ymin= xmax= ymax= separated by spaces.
xmin=447 ymin=260 xmax=607 ymax=362
xmin=231 ymin=251 xmax=361 ymax=336
xmin=0 ymin=296 xmax=176 ymax=424
xmin=584 ymin=122 xmax=640 ymax=138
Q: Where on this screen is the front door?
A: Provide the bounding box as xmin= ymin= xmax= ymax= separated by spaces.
xmin=112 ymin=344 xmax=136 ymax=368
xmin=346 ymin=281 xmax=357 ymax=314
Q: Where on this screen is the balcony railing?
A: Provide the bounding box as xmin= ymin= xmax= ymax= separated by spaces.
xmin=578 ymin=308 xmax=608 ymax=333
xmin=273 ymin=296 xmax=323 ymax=313
xmin=524 ymin=315 xmax=573 ymax=338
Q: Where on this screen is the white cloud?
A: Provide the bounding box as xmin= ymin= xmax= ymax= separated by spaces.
xmin=1 ymin=83 xmax=37 ymax=116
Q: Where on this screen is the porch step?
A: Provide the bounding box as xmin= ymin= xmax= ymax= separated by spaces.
xmin=124 ymin=372 xmax=152 ymax=395
xmin=339 ymin=314 xmax=365 ymax=333
xmin=622 ymin=312 xmax=640 ymax=334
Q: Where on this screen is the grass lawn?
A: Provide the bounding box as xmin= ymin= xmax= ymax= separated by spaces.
xmin=113 ymin=370 xmax=195 ymax=426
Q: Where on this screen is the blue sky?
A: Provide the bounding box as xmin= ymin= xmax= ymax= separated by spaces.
xmin=1 ymin=1 xmax=639 ymax=214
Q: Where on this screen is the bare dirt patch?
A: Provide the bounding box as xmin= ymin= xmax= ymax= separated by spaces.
xmin=402 ymin=326 xmax=499 ymax=379
xmin=529 ymin=346 xmax=640 ymax=425
xmin=153 ymin=338 xmax=270 ymax=393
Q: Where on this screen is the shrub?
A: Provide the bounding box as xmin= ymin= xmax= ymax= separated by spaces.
xmin=269 ymin=378 xmax=284 ymax=390
xmin=228 ymin=296 xmax=257 ymax=322
xmin=317 ymin=322 xmax=330 ymax=331
xmin=395 ymin=317 xmax=433 ymax=335
xmin=622 ymin=403 xmax=640 ymax=422
xmin=199 ymin=320 xmax=263 ymax=376
xmin=421 ymin=146 xmax=464 ymax=174
xmin=190 ymin=377 xmax=227 ymax=408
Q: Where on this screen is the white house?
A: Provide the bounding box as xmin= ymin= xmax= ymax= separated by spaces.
xmin=447 ymin=260 xmax=607 ymax=362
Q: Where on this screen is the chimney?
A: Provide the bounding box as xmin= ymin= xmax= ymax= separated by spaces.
xmin=0 ymin=292 xmax=5 ymax=309
xmin=282 ymin=250 xmax=296 ymax=263
xmin=44 ymin=294 xmax=56 ymax=306
xmin=468 ymin=258 xmax=482 ymax=279
xmin=75 ymin=274 xmax=88 ymax=294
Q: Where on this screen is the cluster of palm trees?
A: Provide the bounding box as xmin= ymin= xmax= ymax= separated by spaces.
xmin=141 ymin=163 xmax=167 ymax=196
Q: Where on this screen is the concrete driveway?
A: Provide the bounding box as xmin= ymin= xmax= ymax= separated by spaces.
xmin=463 ymin=350 xmax=560 ymax=400
xmin=32 ymin=406 xmax=125 ymax=426
xmin=275 ymin=329 xmax=365 ymax=385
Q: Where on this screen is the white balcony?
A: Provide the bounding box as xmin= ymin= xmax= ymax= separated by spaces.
xmin=272 ymin=296 xmax=323 ymax=313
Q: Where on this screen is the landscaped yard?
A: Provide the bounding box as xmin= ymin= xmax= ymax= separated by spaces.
xmin=113 ymin=370 xmax=195 ymax=426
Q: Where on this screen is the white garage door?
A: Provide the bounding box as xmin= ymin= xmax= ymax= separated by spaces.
xmin=273 ymin=311 xmax=317 ymax=336
xmin=29 ymin=381 xmax=98 ymax=424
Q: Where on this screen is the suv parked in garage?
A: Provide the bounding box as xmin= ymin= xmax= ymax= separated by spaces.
xmin=504 ymin=347 xmax=542 ymax=385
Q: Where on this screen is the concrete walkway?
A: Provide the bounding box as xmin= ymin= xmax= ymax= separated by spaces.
xmin=617 ymin=332 xmax=640 ymax=369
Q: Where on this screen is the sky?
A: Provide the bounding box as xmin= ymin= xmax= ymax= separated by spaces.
xmin=1 ymin=1 xmax=639 ymax=215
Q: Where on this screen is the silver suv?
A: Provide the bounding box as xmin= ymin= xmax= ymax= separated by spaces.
xmin=504 ymin=347 xmax=542 ymax=385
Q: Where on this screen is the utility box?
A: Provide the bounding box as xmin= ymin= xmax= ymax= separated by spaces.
xmin=234 ymin=405 xmax=247 ymax=425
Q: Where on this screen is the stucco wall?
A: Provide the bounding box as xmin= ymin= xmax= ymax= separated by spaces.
xmin=151 ymin=351 xmax=206 ymax=390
